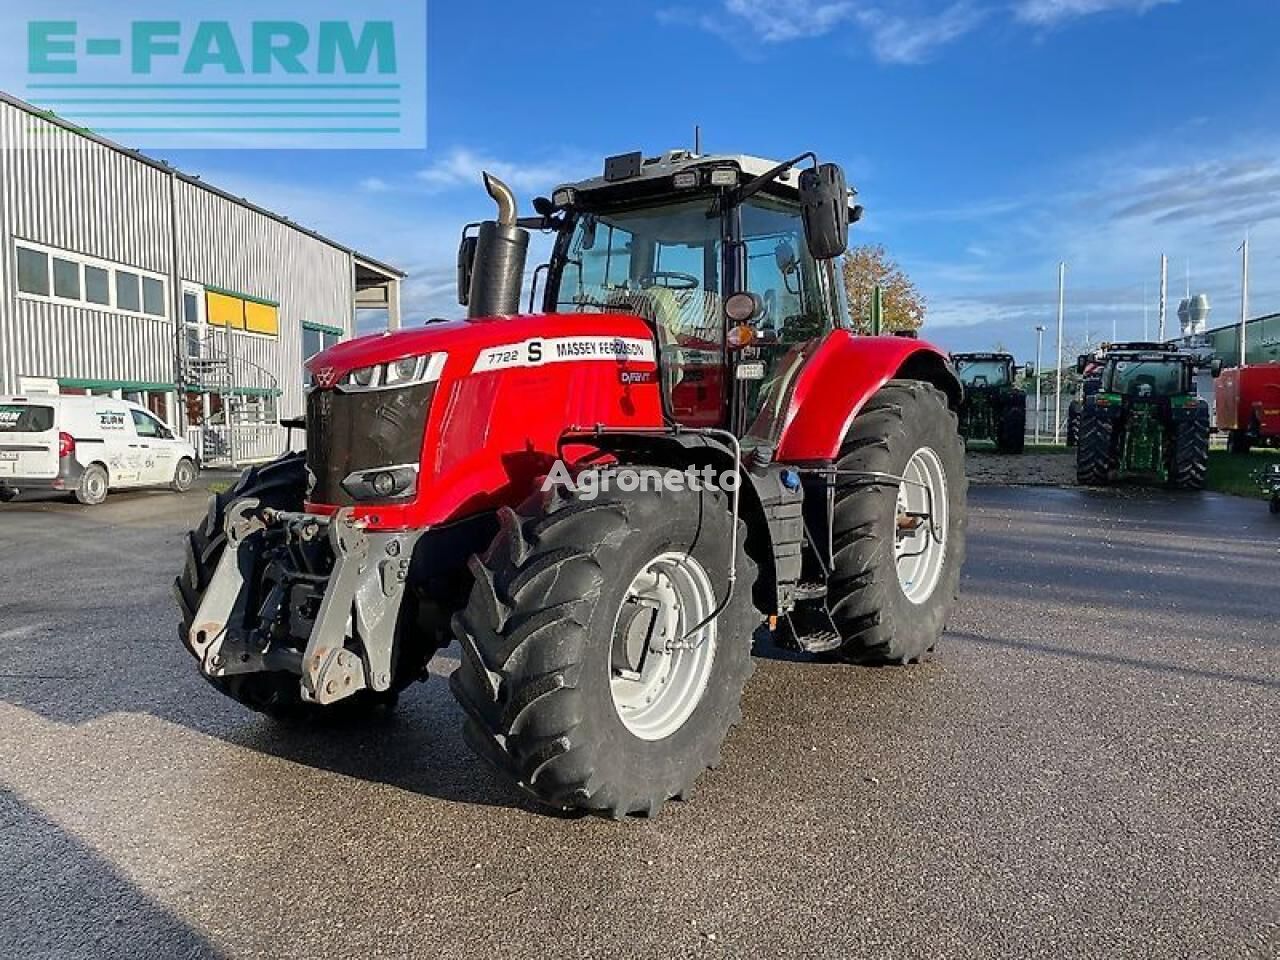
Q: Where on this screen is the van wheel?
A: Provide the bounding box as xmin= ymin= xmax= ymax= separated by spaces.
xmin=75 ymin=464 xmax=109 ymax=506
xmin=171 ymin=458 xmax=197 ymax=493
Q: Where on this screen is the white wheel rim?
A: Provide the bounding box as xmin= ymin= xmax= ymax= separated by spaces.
xmin=609 ymin=551 xmax=717 ymax=741
xmin=895 ymin=446 xmax=949 ymax=605
xmin=88 ymin=472 xmax=106 ymax=500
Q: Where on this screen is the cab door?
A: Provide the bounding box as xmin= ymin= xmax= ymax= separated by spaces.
xmin=129 ymin=407 xmax=176 ymax=484
xmin=96 ymin=401 xmax=142 ymax=485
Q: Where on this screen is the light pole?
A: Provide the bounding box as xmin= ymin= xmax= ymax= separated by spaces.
xmin=1054 ymin=262 xmax=1066 ymax=443
xmin=1034 ymin=324 xmax=1045 ymax=444
xmin=1239 ymin=234 xmax=1250 ymax=366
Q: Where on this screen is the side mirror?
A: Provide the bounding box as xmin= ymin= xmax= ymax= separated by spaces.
xmin=1025 ymin=363 xmax=1036 ymax=378
xmin=774 ymin=239 xmax=797 ymax=275
xmin=456 ymin=233 xmax=478 ymax=307
xmin=798 ymin=163 xmax=849 ymax=261
xmin=1210 ymin=358 xmax=1224 ymax=378
xmin=1076 ymin=357 xmax=1087 ymax=374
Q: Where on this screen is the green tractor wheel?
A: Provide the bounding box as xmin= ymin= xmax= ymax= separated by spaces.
xmin=1076 ymin=412 xmax=1113 ymax=486
xmin=1170 ymin=406 xmax=1210 ymax=490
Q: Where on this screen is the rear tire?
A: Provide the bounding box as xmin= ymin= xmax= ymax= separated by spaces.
xmin=1171 ymin=406 xmax=1209 ymax=490
xmin=75 ymin=463 xmax=109 ymax=506
xmin=171 ymin=457 xmax=197 ymax=493
xmin=997 ymin=403 xmax=1026 ymax=454
xmin=1066 ymin=404 xmax=1081 ymax=448
xmin=451 ymin=468 xmax=759 ymax=818
xmin=1076 ymin=411 xmax=1113 ymax=486
xmin=822 ymin=381 xmax=967 ymax=664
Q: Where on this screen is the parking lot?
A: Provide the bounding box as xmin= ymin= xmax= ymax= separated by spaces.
xmin=1 ymin=479 xmax=1276 ymax=959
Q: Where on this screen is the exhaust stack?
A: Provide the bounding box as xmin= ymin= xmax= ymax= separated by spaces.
xmin=466 ymin=172 xmax=529 ymax=318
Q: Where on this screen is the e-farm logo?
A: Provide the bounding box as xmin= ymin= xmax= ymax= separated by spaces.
xmin=5 ymin=1 xmax=425 ymax=149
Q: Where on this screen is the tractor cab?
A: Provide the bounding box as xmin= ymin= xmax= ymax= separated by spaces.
xmin=462 ymin=149 xmax=864 ymax=435
xmin=953 ymin=353 xmax=1017 ymax=392
xmin=1099 ymin=350 xmax=1196 ymax=402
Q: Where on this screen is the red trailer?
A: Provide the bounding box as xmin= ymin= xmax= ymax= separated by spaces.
xmin=1216 ymin=363 xmax=1280 ymax=452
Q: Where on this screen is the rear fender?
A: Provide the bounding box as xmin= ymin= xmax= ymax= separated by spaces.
xmin=767 ymin=332 xmax=961 ymax=463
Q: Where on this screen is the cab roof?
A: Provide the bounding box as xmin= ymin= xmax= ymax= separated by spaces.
xmin=553 ymin=149 xmax=858 ymax=210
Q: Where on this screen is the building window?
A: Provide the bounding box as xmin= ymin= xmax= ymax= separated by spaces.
xmin=85 ymin=265 xmax=111 ymax=305
xmin=13 ymin=240 xmax=167 ymax=319
xmin=52 ymin=257 xmax=81 ymax=300
xmin=116 ymin=271 xmax=141 ymax=312
xmin=142 ymin=276 xmax=166 ymax=317
xmin=16 ymin=246 xmax=49 ymax=295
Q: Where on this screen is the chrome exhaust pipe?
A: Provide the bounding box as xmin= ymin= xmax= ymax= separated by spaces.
xmin=483 ymin=171 xmax=518 ymax=227
xmin=467 ymin=172 xmax=529 ymax=318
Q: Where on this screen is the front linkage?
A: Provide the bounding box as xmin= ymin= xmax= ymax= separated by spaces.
xmin=185 ymin=500 xmax=419 ymax=706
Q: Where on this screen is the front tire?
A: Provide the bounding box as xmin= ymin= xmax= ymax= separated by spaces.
xmin=451 ymin=468 xmax=759 ymax=818
xmin=822 ymin=381 xmax=968 ymax=664
xmin=173 ymin=453 xmax=318 ymax=718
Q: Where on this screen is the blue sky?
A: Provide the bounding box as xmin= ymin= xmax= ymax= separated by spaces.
xmin=143 ymin=0 xmax=1280 ymax=361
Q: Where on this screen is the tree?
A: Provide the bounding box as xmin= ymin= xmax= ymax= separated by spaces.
xmin=841 ymin=245 xmax=926 ymax=334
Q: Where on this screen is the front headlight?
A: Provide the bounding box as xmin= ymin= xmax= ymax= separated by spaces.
xmin=340 ymin=463 xmax=419 ymax=501
xmin=335 ymin=353 xmax=446 ymax=392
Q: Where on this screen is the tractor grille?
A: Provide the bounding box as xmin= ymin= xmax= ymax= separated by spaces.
xmin=305 ymin=383 xmax=435 ymax=506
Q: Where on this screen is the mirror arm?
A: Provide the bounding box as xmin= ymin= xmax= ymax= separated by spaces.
xmin=731 ymin=152 xmax=818 ymax=206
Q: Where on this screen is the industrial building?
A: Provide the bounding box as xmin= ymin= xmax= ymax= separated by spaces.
xmin=0 ymin=92 xmax=404 ymax=465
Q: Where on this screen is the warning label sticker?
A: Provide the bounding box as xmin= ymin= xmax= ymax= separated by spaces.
xmin=471 ymin=336 xmax=657 ymax=374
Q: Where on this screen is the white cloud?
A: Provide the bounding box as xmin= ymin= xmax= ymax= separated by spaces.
xmin=854 ymin=4 xmax=987 ymax=64
xmin=359 ymin=177 xmax=390 ymax=193
xmin=416 ymin=147 xmax=589 ymax=196
xmin=1013 ymin=0 xmax=1175 ymax=27
xmin=664 ymin=0 xmax=1176 ymax=63
xmin=720 ymin=0 xmax=858 ymax=42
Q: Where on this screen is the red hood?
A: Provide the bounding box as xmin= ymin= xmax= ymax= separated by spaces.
xmin=307 ymin=311 xmax=656 ymax=381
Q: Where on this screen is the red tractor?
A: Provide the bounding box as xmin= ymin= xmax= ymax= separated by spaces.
xmin=174 ymin=149 xmax=967 ymax=818
xmin=1216 ymin=363 xmax=1280 ymax=453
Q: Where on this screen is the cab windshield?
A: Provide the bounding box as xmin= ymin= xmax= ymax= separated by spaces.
xmin=1104 ymin=359 xmax=1186 ymax=397
xmin=955 ymin=359 xmax=1012 ymax=388
xmin=551 ymin=193 xmax=837 ymax=346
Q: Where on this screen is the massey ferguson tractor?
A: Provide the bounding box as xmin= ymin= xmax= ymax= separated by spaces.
xmin=1075 ymin=345 xmax=1218 ymax=489
xmin=950 ymin=352 xmax=1027 ymax=453
xmin=174 ymin=148 xmax=967 ymax=818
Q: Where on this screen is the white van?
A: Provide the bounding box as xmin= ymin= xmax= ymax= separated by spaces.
xmin=0 ymin=395 xmax=198 ymax=505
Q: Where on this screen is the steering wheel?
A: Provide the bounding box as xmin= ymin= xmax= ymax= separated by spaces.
xmin=638 ymin=271 xmax=699 ymax=291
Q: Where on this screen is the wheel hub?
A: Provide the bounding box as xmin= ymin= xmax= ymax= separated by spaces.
xmin=894 ymin=446 xmax=949 ymax=605
xmin=609 ymin=552 xmax=717 ymax=741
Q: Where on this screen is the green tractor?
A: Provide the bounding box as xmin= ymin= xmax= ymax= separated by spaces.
xmin=951 ymin=352 xmax=1028 ymax=454
xmin=1075 ymin=347 xmax=1218 ymax=489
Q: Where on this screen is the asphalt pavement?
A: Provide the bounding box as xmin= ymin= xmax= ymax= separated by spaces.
xmin=0 ymin=481 xmax=1275 ymax=959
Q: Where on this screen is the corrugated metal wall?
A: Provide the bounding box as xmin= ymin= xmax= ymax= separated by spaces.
xmin=0 ymin=102 xmax=175 ymax=392
xmin=176 ymin=180 xmax=354 ymax=418
xmin=0 ymin=99 xmax=358 ymax=417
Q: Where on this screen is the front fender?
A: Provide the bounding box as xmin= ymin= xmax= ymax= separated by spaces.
xmin=763 ymin=332 xmax=960 ymax=463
